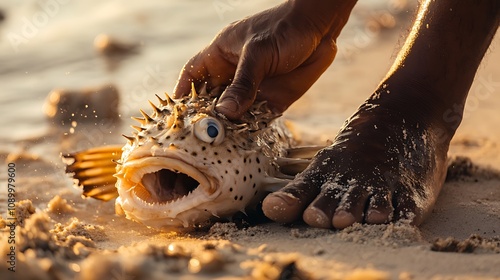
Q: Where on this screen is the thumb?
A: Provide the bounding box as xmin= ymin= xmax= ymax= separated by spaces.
xmin=216 ymin=40 xmax=268 ymax=120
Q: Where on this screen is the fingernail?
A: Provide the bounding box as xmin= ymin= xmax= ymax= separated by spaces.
xmin=216 ymin=98 xmax=238 ymax=114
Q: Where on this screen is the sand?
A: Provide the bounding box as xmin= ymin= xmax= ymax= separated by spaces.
xmin=1 ymin=1 xmax=500 ymax=279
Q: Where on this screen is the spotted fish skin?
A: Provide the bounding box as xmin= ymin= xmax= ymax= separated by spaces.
xmin=65 ymin=85 xmax=312 ymax=231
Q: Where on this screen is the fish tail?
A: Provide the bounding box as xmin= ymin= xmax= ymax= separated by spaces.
xmin=63 ymin=145 xmax=123 ymax=201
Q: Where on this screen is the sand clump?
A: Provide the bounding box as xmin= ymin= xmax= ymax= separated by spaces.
xmin=431 ymin=235 xmax=500 ymax=254
xmin=47 ymin=195 xmax=76 ymax=215
xmin=0 ymin=212 xmax=97 ymax=279
xmin=3 ymin=209 xmax=293 ymax=280
xmin=204 ymin=222 xmax=271 ymax=240
xmin=15 ymin=199 xmax=36 ymax=227
xmin=446 ymin=156 xmax=500 ymax=182
xmin=290 ymin=227 xmax=332 ymax=239
xmin=333 ymin=221 xmax=424 ymax=247
xmin=43 ymin=84 xmax=121 ymax=126
xmin=242 ymin=254 xmax=312 ymax=280
xmin=51 ymin=218 xmax=107 ymax=243
xmin=77 ymin=241 xmax=241 ymax=279
xmin=0 ymin=202 xmax=108 ymax=279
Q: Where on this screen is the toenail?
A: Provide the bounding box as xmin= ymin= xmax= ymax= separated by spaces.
xmin=332 ymin=210 xmax=356 ymax=229
xmin=304 ymin=206 xmax=331 ymax=229
xmin=262 ymin=192 xmax=301 ymax=223
xmin=266 ymin=192 xmax=299 ymax=206
xmin=366 ymin=209 xmax=390 ymax=224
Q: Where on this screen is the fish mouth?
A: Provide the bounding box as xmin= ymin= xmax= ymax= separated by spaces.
xmin=118 ymin=157 xmax=216 ymax=204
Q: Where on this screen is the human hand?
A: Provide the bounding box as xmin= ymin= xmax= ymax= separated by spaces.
xmin=173 ymin=0 xmax=356 ymax=120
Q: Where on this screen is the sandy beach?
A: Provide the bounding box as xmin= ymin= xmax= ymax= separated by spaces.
xmin=1 ymin=1 xmax=499 ymax=279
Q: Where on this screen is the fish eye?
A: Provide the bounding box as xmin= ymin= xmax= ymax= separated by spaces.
xmin=194 ymin=117 xmax=225 ymax=145
xmin=207 ymin=124 xmax=219 ymax=138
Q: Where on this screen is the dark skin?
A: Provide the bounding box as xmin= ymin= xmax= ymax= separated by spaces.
xmin=174 ymin=0 xmax=500 ymax=229
xmin=173 ymin=0 xmax=357 ymax=116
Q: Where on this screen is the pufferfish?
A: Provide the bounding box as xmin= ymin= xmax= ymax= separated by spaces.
xmin=64 ymin=85 xmax=322 ymax=231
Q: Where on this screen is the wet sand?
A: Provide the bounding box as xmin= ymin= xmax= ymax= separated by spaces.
xmin=1 ymin=1 xmax=500 ymax=279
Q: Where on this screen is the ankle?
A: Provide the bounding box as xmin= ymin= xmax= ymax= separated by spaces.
xmin=367 ymin=78 xmax=460 ymax=143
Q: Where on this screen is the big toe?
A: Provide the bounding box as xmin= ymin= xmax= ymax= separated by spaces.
xmin=262 ymin=192 xmax=303 ymax=223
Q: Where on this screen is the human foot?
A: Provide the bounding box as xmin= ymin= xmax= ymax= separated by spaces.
xmin=262 ymin=84 xmax=451 ymax=229
xmin=262 ymin=0 xmax=499 ymax=229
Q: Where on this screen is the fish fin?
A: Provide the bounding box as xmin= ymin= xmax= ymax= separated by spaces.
xmin=276 ymin=157 xmax=312 ymax=176
xmin=278 ymin=145 xmax=326 ymax=176
xmin=62 ymin=145 xmax=123 ymax=201
xmin=286 ymin=145 xmax=325 ymax=159
xmin=261 ymin=177 xmax=291 ymax=192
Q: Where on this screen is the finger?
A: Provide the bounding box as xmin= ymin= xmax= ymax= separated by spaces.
xmin=173 ymin=49 xmax=237 ymax=98
xmin=216 ymin=38 xmax=270 ymax=120
xmin=173 ymin=53 xmax=209 ymax=98
xmin=258 ymin=37 xmax=337 ymax=112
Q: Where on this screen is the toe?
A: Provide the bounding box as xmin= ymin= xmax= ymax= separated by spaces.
xmin=262 ymin=176 xmax=321 ymax=223
xmin=393 ymin=189 xmax=421 ymax=225
xmin=303 ymin=206 xmax=331 ymax=228
xmin=365 ymin=209 xmax=392 ymax=224
xmin=303 ymin=182 xmax=342 ymax=228
xmin=332 ymin=185 xmax=369 ymax=229
xmin=332 ymin=210 xmax=357 ymax=229
xmin=262 ymin=192 xmax=302 ymax=223
xmin=365 ymin=191 xmax=394 ymax=224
